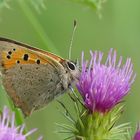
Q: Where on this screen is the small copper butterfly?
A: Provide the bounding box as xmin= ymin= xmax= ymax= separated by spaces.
xmin=0 ymin=36 xmax=80 ymax=116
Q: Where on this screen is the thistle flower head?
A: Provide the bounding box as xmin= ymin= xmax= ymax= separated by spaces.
xmin=77 ymin=49 xmax=135 ymax=113
xmin=0 ymin=106 xmax=42 ymax=140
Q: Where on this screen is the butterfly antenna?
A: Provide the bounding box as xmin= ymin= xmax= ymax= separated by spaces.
xmin=68 ymin=20 xmax=77 ymax=60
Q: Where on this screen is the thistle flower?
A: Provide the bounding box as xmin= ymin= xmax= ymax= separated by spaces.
xmin=77 ymin=49 xmax=135 ymax=113
xmin=133 ymin=125 xmax=140 ymax=140
xmin=0 ymin=106 xmax=42 ymax=140
xmin=57 ymin=49 xmax=133 ymax=140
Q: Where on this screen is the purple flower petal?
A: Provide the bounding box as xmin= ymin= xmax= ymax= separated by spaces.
xmin=0 ymin=106 xmax=42 ymax=140
xmin=77 ymin=49 xmax=136 ymax=113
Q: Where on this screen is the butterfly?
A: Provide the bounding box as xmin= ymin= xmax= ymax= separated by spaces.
xmin=0 ymin=37 xmax=80 ymax=116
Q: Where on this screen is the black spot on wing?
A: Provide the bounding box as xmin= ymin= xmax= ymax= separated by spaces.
xmin=23 ymin=54 xmax=29 ymax=61
xmin=8 ymin=51 xmax=12 ymax=55
xmin=36 ymin=59 xmax=40 ymax=64
xmin=7 ymin=55 xmax=11 ymax=59
xmin=17 ymin=60 xmax=20 ymax=64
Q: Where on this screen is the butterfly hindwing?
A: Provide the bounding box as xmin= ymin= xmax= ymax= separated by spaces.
xmin=3 ymin=63 xmax=64 ymax=116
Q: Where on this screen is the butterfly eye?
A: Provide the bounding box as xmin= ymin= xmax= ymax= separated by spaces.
xmin=67 ymin=61 xmax=76 ymax=71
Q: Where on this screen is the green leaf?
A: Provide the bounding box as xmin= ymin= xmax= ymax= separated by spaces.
xmin=57 ymin=91 xmax=131 ymax=140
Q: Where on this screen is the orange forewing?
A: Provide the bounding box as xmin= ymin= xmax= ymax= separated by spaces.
xmin=24 ymin=45 xmax=64 ymax=63
xmin=0 ymin=37 xmax=64 ymax=69
xmin=2 ymin=48 xmax=49 ymax=69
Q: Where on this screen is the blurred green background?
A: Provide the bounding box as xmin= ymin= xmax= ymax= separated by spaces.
xmin=0 ymin=0 xmax=140 ymax=139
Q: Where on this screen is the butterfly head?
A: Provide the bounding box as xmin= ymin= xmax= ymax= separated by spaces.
xmin=63 ymin=60 xmax=80 ymax=83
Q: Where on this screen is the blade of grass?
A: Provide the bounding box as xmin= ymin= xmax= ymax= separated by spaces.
xmin=17 ymin=0 xmax=59 ymax=53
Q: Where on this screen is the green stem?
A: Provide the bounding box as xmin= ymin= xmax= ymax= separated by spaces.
xmin=17 ymin=0 xmax=59 ymax=54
